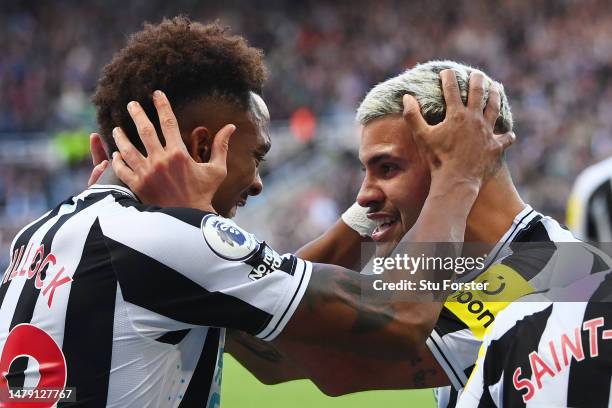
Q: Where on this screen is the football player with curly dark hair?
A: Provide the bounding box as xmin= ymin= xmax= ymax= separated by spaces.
xmin=92 ymin=16 xmax=269 ymax=218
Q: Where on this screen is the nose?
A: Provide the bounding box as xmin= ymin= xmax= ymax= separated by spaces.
xmin=357 ymin=176 xmax=384 ymax=210
xmin=248 ymin=172 xmax=263 ymax=196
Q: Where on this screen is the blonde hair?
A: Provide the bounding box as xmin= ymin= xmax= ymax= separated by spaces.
xmin=356 ymin=60 xmax=513 ymax=133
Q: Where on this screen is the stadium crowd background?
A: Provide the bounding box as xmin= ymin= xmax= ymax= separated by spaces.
xmin=2 ymin=0 xmax=612 ymax=270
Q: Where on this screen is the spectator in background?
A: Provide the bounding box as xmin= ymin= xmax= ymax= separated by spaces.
xmin=567 ymin=155 xmax=612 ymax=242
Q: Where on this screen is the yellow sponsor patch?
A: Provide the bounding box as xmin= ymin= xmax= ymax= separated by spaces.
xmin=445 ymin=264 xmax=534 ymax=339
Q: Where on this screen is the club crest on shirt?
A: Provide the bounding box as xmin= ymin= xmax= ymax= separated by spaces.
xmin=201 ymin=214 xmax=259 ymax=261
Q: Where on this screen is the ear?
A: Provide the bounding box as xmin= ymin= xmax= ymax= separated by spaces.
xmin=90 ymin=133 xmax=109 ymax=165
xmin=187 ymin=126 xmax=212 ymax=163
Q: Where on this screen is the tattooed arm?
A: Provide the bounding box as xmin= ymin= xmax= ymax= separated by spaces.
xmin=227 ymin=316 xmax=449 ymax=393
xmin=226 ymin=219 xmax=370 ymax=385
xmin=274 ymin=341 xmax=448 ymax=396
xmin=226 ymin=330 xmax=307 ymax=385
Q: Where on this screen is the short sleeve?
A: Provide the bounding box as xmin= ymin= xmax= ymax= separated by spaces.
xmin=99 ymin=199 xmax=311 ymax=341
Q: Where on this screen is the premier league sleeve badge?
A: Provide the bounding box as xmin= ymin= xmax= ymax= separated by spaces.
xmin=201 ymin=214 xmax=260 ymax=261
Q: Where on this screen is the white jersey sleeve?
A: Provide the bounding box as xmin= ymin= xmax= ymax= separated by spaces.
xmin=98 ymin=197 xmax=311 ymax=341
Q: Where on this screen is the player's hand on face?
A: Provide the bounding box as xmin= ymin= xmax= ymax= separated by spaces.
xmin=111 ymin=90 xmax=236 ymax=213
xmin=402 ymin=69 xmax=515 ymax=189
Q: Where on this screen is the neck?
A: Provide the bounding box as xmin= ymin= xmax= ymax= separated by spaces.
xmin=95 ymin=167 xmax=127 ymax=189
xmin=464 ymin=168 xmax=526 ymax=244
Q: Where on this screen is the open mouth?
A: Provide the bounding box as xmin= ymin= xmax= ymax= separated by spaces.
xmin=371 ymin=216 xmax=399 ymax=241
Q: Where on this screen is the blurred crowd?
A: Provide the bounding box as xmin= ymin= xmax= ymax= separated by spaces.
xmin=2 ymin=0 xmax=612 ymax=261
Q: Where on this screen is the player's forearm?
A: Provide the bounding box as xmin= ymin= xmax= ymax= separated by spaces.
xmin=407 ymin=175 xmax=478 ymax=243
xmin=276 ymin=264 xmax=437 ymax=361
xmin=226 ymin=331 xmax=307 ymax=385
xmin=276 ymin=341 xmax=449 ymax=396
xmin=295 ymin=219 xmax=371 ymax=269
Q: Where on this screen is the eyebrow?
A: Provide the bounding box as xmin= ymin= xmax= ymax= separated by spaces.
xmin=366 ymin=153 xmax=395 ymax=167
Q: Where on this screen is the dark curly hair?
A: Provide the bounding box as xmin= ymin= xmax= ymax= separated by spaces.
xmin=92 ymin=16 xmax=267 ymax=152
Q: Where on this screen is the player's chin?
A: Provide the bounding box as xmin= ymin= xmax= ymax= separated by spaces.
xmin=215 ymin=204 xmax=236 ymax=219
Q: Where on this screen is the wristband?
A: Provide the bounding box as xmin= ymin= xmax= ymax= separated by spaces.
xmin=341 ymin=202 xmax=376 ymax=237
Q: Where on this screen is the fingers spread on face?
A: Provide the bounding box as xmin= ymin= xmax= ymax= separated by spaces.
xmin=113 ymin=127 xmax=145 ymax=170
xmin=127 ymin=101 xmax=163 ymax=156
xmin=467 ymin=71 xmax=486 ymax=111
xmin=152 ymin=90 xmax=185 ymax=151
xmin=440 ymin=69 xmax=463 ymax=113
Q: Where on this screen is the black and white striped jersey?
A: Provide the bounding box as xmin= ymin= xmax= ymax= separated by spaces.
xmin=0 ymin=185 xmax=312 ymax=407
xmin=567 ymin=156 xmax=612 ymax=242
xmin=457 ymin=268 xmax=612 ymax=407
xmin=429 ymin=205 xmax=612 ymax=408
